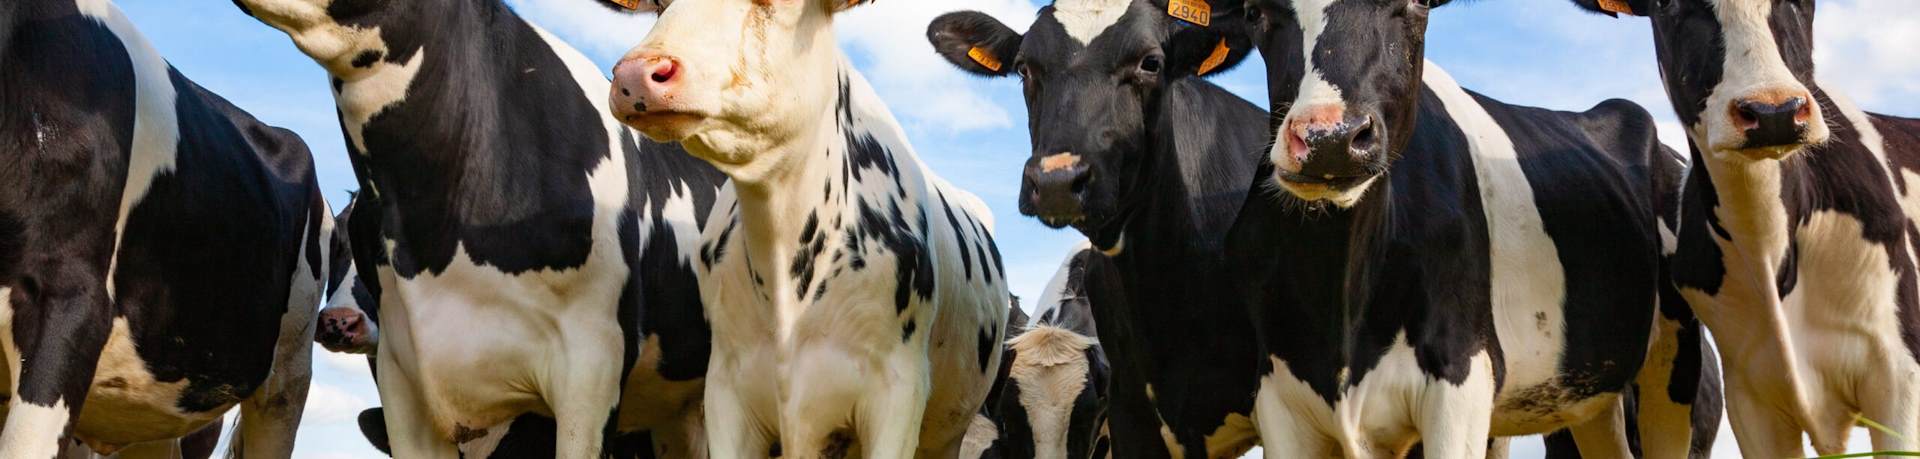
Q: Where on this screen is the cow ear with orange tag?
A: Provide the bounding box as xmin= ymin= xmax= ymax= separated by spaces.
xmin=832 ymin=0 xmax=874 ymax=13
xmin=604 ymin=0 xmax=662 ymax=13
xmin=1575 ymin=0 xmax=1647 ymax=16
xmin=927 ymin=10 xmax=1024 ymax=77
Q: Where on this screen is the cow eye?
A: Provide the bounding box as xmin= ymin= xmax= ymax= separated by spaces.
xmin=1138 ymin=55 xmax=1163 ymax=74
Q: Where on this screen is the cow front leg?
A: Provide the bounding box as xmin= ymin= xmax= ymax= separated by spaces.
xmin=703 ymin=369 xmax=766 ymax=459
xmin=1254 ymin=362 xmax=1337 ymax=458
xmin=231 ymin=238 xmax=322 ymax=458
xmin=0 ymin=270 xmax=113 ymax=459
xmin=549 ymin=346 xmax=621 ymax=459
xmin=1412 ymin=355 xmax=1495 ymax=459
xmin=852 ymin=349 xmax=928 ymax=459
xmin=1566 ymin=396 xmax=1633 ymax=459
xmin=376 ymin=347 xmax=458 ymax=459
xmin=1858 ymin=358 xmax=1920 ymax=454
xmin=1720 ymin=363 xmax=1805 ymax=458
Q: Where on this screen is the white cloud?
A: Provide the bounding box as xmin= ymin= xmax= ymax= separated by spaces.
xmin=304 ymin=382 xmax=373 ymax=426
xmin=836 ymin=0 xmax=1038 ymax=132
xmin=1814 ymin=0 xmax=1920 ymax=110
xmin=505 ymin=0 xmax=657 ymax=63
xmin=318 ymin=348 xmax=372 ymax=375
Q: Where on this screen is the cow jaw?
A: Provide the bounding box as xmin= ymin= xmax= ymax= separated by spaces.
xmin=616 ymin=0 xmax=841 ymax=180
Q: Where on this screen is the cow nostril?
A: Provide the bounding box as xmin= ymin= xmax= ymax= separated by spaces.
xmin=1350 ymin=122 xmax=1376 ymax=152
xmin=1069 ymin=170 xmax=1091 ymax=195
xmin=651 ymin=61 xmax=678 ymax=84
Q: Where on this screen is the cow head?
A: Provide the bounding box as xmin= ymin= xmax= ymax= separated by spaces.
xmin=993 ymin=248 xmax=1111 ymax=459
xmin=317 ymin=195 xmax=379 ymax=354
xmin=1571 ymin=0 xmax=1825 ymax=160
xmin=604 ymin=0 xmax=870 ymax=179
xmin=927 ymin=0 xmax=1253 ymax=235
xmin=1240 ymin=0 xmax=1447 ymax=208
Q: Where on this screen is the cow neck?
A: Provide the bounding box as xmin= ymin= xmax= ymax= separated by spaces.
xmin=1116 ymin=79 xmax=1266 ymax=264
xmin=725 ymin=66 xmax=848 ymax=305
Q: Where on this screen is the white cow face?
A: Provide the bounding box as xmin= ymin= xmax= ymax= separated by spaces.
xmin=606 ymin=0 xmax=870 ymax=177
xmin=1572 ymin=0 xmax=1830 ymax=161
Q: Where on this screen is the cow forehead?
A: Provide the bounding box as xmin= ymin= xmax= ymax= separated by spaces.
xmin=1052 ymin=0 xmax=1134 ymax=45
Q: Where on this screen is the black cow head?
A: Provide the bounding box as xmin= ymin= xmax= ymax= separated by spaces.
xmin=1571 ymin=0 xmax=1826 ymax=160
xmin=928 ymin=0 xmax=1253 ymax=242
xmin=1240 ymin=0 xmax=1446 ymax=209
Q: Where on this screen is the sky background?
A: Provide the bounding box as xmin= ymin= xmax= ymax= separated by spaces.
xmin=101 ymin=0 xmax=1918 ymax=457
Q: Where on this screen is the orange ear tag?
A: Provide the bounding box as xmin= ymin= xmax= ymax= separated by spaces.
xmin=968 ymin=46 xmax=1004 ymax=72
xmin=1167 ymin=0 xmax=1212 ymax=27
xmin=1597 ymin=0 xmax=1634 ymax=14
xmin=612 ymin=0 xmax=644 ymax=10
xmin=1197 ymin=39 xmax=1231 ymax=75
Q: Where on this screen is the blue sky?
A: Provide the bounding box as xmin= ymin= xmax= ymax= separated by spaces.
xmin=106 ymin=0 xmax=1916 ymax=457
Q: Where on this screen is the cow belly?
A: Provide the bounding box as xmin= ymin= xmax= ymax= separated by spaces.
xmin=1488 ymin=324 xmax=1617 ymax=435
xmin=77 ymin=319 xmax=228 ymax=448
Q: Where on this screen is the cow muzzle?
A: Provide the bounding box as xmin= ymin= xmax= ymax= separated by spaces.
xmin=610 ymin=52 xmax=705 ymax=141
xmin=1023 ymin=153 xmax=1094 ymax=228
xmin=316 ymin=306 xmax=378 ymax=354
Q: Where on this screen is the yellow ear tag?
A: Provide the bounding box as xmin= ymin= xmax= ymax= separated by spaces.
xmin=1167 ymin=0 xmax=1212 ymax=27
xmin=1197 ymin=39 xmax=1231 ymax=76
xmin=968 ymin=46 xmax=1004 ymax=72
xmin=612 ymin=0 xmax=644 ymax=10
xmin=1597 ymin=0 xmax=1634 ymax=14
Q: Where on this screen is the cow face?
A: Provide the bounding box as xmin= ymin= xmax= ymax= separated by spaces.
xmin=1571 ymin=0 xmax=1825 ymax=160
xmin=1241 ymin=0 xmax=1437 ymax=208
xmin=928 ymin=0 xmax=1252 ymax=232
xmin=999 ymin=326 xmax=1110 ymax=459
xmin=318 ymin=197 xmax=379 ymax=354
xmin=604 ymin=0 xmax=869 ymax=176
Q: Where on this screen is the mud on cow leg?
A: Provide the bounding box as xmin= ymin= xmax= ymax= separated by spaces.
xmin=0 ymin=264 xmax=113 ymax=458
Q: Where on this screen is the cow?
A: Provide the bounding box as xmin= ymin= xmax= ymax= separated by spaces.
xmin=234 ymin=0 xmax=730 ymax=455
xmin=1569 ymin=0 xmax=1920 ymax=455
xmin=1220 ymin=0 xmax=1721 ymax=456
xmin=967 ymin=244 xmax=1113 ymax=459
xmin=0 ymin=0 xmax=327 ymax=456
xmin=927 ymin=1 xmax=1269 ymax=456
xmin=317 ymin=193 xmax=377 ymax=355
xmin=600 ymin=0 xmax=1013 ymax=456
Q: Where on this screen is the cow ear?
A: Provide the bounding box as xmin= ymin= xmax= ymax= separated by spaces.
xmin=927 ymin=11 xmax=1023 ymax=78
xmin=598 ymin=0 xmax=663 ymax=13
xmin=830 ymin=0 xmax=875 ymax=13
xmin=1158 ymin=0 xmax=1254 ymax=78
xmin=1569 ymin=0 xmax=1649 ymax=16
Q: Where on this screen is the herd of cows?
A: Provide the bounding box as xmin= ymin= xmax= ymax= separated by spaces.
xmin=0 ymin=0 xmax=1914 ymax=457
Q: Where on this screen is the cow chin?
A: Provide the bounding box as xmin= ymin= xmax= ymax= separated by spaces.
xmin=1272 ymin=172 xmax=1379 ymax=209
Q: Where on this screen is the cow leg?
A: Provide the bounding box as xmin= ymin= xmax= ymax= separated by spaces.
xmin=1483 ymin=436 xmax=1509 ymax=459
xmin=111 ymin=439 xmax=182 ymax=459
xmin=850 ymin=354 xmax=927 ymax=459
xmin=652 ymin=401 xmax=706 ymax=459
xmin=1630 ymin=316 xmax=1696 ymax=459
xmin=1413 ymin=359 xmax=1495 ymax=459
xmin=1565 ymin=396 xmax=1632 ymax=459
xmin=0 ymin=268 xmax=114 ymax=458
xmin=548 ymin=343 xmax=621 ymax=459
xmin=1858 ymin=362 xmax=1920 ymax=454
xmin=1720 ymin=366 xmax=1804 ymax=458
xmin=231 ymin=232 xmax=322 ymax=458
xmin=703 ymin=371 xmax=766 ymax=459
xmin=1253 ymin=377 xmax=1334 ymax=458
xmin=376 ymin=349 xmax=459 ymax=459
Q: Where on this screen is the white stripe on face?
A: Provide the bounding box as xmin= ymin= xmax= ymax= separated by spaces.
xmin=1270 ymin=0 xmax=1347 ymax=168
xmin=1054 ymin=0 xmax=1132 ymax=45
xmin=1697 ymin=0 xmax=1827 ymax=155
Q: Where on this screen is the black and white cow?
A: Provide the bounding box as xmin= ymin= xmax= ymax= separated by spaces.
xmin=928 ymin=1 xmax=1269 ymax=456
xmin=967 ymin=244 xmax=1113 ymax=459
xmin=235 ymin=0 xmax=729 ymax=455
xmin=317 ymin=193 xmax=378 ymax=355
xmin=1571 ymin=0 xmax=1920 ymax=455
xmin=1223 ymin=0 xmax=1719 ymax=456
xmin=0 ymin=0 xmax=326 ymax=455
xmin=601 ymin=0 xmax=1011 ymax=456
